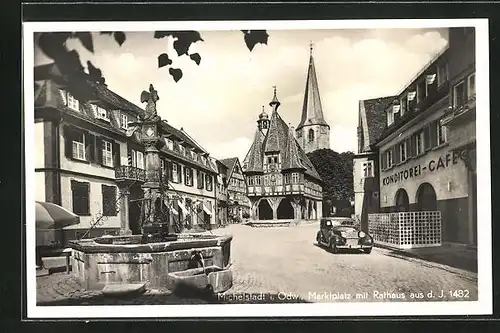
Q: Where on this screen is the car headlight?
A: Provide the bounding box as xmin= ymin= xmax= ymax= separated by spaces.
xmin=340 ymin=231 xmax=347 ymax=238
xmin=358 ymin=231 xmax=366 ymax=238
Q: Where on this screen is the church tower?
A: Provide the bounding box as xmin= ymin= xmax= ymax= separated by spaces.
xmin=296 ymin=42 xmax=330 ymax=153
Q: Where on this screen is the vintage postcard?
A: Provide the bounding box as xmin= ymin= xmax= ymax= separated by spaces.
xmin=23 ymin=19 xmax=491 ymax=318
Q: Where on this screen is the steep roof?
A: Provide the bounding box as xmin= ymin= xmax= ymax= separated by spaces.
xmin=219 ymin=157 xmax=238 ymax=179
xmin=296 ymin=52 xmax=329 ymax=130
xmin=360 ymin=96 xmax=396 ymax=149
xmin=243 ymin=103 xmax=321 ymax=181
xmin=243 ymin=128 xmax=265 ymax=173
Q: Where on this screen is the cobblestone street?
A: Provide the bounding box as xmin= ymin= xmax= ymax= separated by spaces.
xmin=37 ymin=223 xmax=478 ymax=305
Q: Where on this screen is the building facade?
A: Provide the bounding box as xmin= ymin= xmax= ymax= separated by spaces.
xmin=354 ymin=27 xmax=476 ymax=246
xmin=353 ymin=96 xmax=396 ymax=231
xmin=34 ymin=63 xmax=220 ymax=245
xmin=242 ymin=88 xmax=324 ymax=221
xmin=220 ymin=157 xmax=250 ymax=222
xmin=215 ymin=160 xmax=229 ymax=226
xmin=295 ymin=45 xmax=331 ymax=154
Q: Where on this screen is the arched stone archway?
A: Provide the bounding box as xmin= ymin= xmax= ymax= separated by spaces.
xmin=277 ymin=198 xmax=294 ymax=219
xmin=416 ymin=182 xmax=437 ymax=211
xmin=394 ymin=188 xmax=410 ymax=212
xmin=258 ymin=199 xmax=273 ymax=220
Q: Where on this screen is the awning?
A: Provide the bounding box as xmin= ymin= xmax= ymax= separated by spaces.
xmin=35 ymin=201 xmax=80 ymax=229
xmin=203 ymin=204 xmax=212 ymax=216
xmin=178 ymin=201 xmax=189 ymax=215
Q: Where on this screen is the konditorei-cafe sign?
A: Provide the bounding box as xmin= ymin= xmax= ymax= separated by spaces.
xmin=382 ymin=150 xmax=461 ymax=186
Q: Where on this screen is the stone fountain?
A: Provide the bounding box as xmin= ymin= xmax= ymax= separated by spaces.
xmin=69 ymin=84 xmax=233 ymax=296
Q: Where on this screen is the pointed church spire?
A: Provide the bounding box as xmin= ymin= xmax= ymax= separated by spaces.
xmin=269 ymin=85 xmax=281 ymax=111
xmin=296 ymin=43 xmax=329 ymax=130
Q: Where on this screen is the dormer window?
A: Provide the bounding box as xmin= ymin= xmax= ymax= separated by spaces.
xmin=120 ymin=113 xmax=128 ymax=129
xmin=179 ymin=144 xmax=185 ymax=155
xmin=165 ymin=138 xmax=174 ymax=150
xmin=387 ymin=108 xmax=395 ymax=126
xmin=67 ymin=92 xmax=79 ymax=111
xmin=93 ymin=104 xmax=110 ymax=121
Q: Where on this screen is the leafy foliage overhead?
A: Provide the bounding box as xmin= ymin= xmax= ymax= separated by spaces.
xmin=36 ymin=29 xmax=269 ymax=89
xmin=307 ymin=148 xmax=355 ymax=202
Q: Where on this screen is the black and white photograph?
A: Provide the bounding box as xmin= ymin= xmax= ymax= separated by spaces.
xmin=23 ymin=19 xmax=491 ymax=318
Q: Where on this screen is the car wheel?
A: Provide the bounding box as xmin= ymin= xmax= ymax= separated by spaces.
xmin=329 ymin=240 xmax=338 ymax=254
xmin=364 ymin=248 xmax=372 ymax=254
xmin=316 ymin=232 xmax=322 ymax=245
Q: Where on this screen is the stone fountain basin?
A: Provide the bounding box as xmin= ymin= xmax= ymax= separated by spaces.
xmin=69 ymin=233 xmax=232 ymax=292
xmin=167 ymin=265 xmax=233 ymax=295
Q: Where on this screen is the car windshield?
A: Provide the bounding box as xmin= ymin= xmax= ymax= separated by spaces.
xmin=326 ymin=219 xmax=355 ymax=227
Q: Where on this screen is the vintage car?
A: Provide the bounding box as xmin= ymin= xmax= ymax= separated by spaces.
xmin=316 ymin=217 xmax=373 ymax=254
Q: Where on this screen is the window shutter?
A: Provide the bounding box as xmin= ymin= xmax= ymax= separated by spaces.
xmin=64 ymin=126 xmax=73 ymax=158
xmin=424 ymin=125 xmax=431 ymax=151
xmin=113 ymin=141 xmax=120 ymax=167
xmin=410 ymin=135 xmax=416 ymax=157
xmin=167 ymin=161 xmax=173 ymax=181
xmin=393 ymin=145 xmax=400 ymax=165
xmin=127 ymin=146 xmax=132 ymax=166
xmin=406 ymin=137 xmax=412 ymax=159
xmin=430 ymin=122 xmax=438 ymax=148
xmin=87 ymin=134 xmax=96 ymax=162
xmin=381 ymin=152 xmax=386 ymax=170
xmin=190 ymin=168 xmax=194 ymax=186
xmin=83 ymin=132 xmax=91 ymax=161
xmin=95 ymin=137 xmax=103 ymax=164
xmin=178 ymin=163 xmax=182 ymax=183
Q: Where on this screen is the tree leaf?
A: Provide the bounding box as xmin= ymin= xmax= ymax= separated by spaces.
xmin=154 ymin=31 xmax=175 ymax=39
xmin=241 ymin=30 xmax=269 ymax=51
xmin=169 ymin=67 xmax=183 ymax=82
xmin=74 ymin=32 xmax=94 ymax=53
xmin=87 ymin=60 xmax=105 ymax=84
xmin=158 ymin=53 xmax=173 ymax=68
xmin=173 ymin=38 xmax=190 ymax=56
xmin=37 ymin=32 xmax=71 ymax=61
xmin=113 ymin=31 xmax=126 ymax=46
xmin=189 ymin=53 xmax=201 ymax=65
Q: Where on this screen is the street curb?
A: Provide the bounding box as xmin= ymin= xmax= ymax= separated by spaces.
xmin=373 ymin=243 xmax=424 ymax=261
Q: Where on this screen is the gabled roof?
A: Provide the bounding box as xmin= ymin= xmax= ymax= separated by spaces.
xmin=282 ymin=125 xmax=306 ymax=171
xmin=297 ymin=53 xmax=329 ymax=130
xmin=219 ymin=157 xmax=239 ymax=180
xmin=243 ymin=128 xmax=265 ymax=173
xmin=360 ymin=96 xmax=396 ymax=150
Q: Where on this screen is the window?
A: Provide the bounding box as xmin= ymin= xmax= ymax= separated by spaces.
xmin=120 ymin=114 xmax=128 ymax=129
xmin=71 ymin=180 xmax=90 ymax=215
xmin=184 ymin=167 xmax=193 ymax=186
xmin=399 ymin=141 xmax=407 ymax=163
xmin=197 ymin=171 xmax=205 ymax=189
xmin=101 ymin=140 xmax=113 ymax=167
xmin=72 ymin=132 xmax=86 ymax=161
xmin=400 ymin=95 xmax=408 ymax=116
xmin=437 ymin=122 xmax=447 ymax=145
xmin=453 ymin=81 xmax=466 ymax=108
xmin=264 ymin=175 xmax=269 ymax=186
xmin=168 ymin=164 xmax=177 ymax=183
xmin=248 ymin=176 xmax=254 ymax=186
xmin=415 ymin=131 xmax=424 ymax=156
xmin=308 ymin=129 xmax=315 ymax=142
xmin=67 ymin=93 xmax=79 ymax=111
xmin=205 ymin=175 xmax=213 ymax=191
xmin=437 ymin=62 xmax=449 ymax=86
xmin=291 ymin=173 xmax=299 ymax=184
xmin=255 ymin=175 xmax=261 ymax=186
xmin=93 ymin=105 xmax=109 ymax=121
xmin=417 ymin=80 xmax=427 ymax=103
xmin=468 ymin=73 xmax=476 ymax=99
xmin=362 ymin=161 xmax=374 ymax=178
xmin=386 ymin=150 xmax=393 ymax=169
xmin=179 ymin=145 xmax=185 ymax=155
xmin=131 ymin=150 xmax=144 ymax=169
xmin=387 ymin=108 xmax=395 ymax=126
xmin=102 ymin=185 xmax=117 ymax=216
xmin=297 ymin=130 xmax=302 ymax=138
xmin=284 ymin=173 xmax=290 ymax=184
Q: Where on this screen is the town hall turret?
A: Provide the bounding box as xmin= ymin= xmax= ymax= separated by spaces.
xmin=295 ymin=43 xmax=331 ymax=153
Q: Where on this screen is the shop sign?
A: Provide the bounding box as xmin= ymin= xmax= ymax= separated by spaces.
xmin=382 ymin=150 xmax=460 ymax=186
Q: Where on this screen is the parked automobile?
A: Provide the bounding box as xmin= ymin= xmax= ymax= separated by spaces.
xmin=316 ymin=217 xmax=373 ymax=254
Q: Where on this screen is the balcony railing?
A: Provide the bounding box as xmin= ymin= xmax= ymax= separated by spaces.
xmin=115 ymin=166 xmax=146 ymax=182
xmin=368 ymin=211 xmax=441 ymax=249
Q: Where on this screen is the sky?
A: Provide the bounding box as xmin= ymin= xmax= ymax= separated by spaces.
xmin=34 ymin=28 xmax=449 ymax=162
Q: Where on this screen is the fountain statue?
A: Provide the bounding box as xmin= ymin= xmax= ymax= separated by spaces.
xmin=68 ymin=84 xmax=233 ymax=297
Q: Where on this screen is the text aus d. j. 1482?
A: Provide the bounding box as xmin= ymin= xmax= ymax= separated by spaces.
xmin=382 ymin=150 xmax=462 ymax=186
